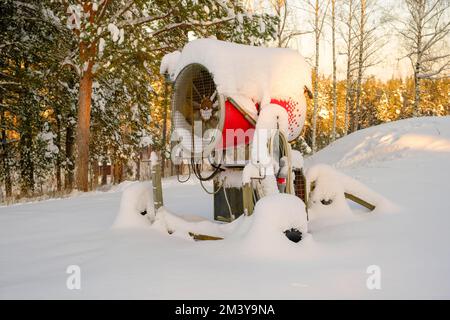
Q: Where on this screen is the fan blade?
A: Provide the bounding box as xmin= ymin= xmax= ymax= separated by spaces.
xmin=210 ymin=90 xmax=217 ymax=102
xmin=192 ymin=83 xmax=201 ymax=98
xmin=192 ymin=101 xmax=201 ymax=110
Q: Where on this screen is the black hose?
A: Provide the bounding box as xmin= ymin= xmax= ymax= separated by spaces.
xmin=190 ymin=157 xmax=223 ymax=181
xmin=176 ymin=164 xmax=191 ymax=183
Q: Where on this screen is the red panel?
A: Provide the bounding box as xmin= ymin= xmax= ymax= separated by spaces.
xmin=219 ymin=98 xmax=295 ymax=149
xmin=220 ymin=100 xmax=256 ymax=149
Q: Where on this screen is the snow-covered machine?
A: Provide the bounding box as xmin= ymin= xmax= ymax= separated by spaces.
xmin=161 ymin=39 xmax=312 ymax=237
xmin=113 ymin=40 xmax=385 ymax=244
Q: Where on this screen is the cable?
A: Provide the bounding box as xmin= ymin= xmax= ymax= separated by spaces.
xmin=190 ymin=157 xmax=223 ymax=181
xmin=198 ymin=173 xmax=234 ymax=221
xmin=222 ymin=185 xmax=235 ymax=221
xmin=176 ymin=163 xmax=191 ymax=183
xmin=199 ymin=176 xmax=224 ymax=195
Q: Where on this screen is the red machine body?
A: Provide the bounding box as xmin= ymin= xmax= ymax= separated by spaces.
xmin=220 ymin=98 xmax=302 ymax=149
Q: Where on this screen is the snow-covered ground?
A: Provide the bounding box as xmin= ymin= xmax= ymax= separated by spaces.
xmin=1 ymin=116 xmax=450 ymax=299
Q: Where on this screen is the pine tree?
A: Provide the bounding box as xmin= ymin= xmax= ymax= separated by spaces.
xmin=1 ymin=0 xmax=73 ymax=197
xmin=49 ymin=0 xmax=277 ymax=191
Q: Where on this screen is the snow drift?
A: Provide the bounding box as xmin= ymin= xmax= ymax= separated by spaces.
xmin=151 ymin=193 xmax=310 ymax=258
xmin=306 ymin=164 xmax=397 ymax=217
xmin=307 ymin=116 xmax=450 ymax=169
xmin=2 ymin=117 xmax=450 ymax=299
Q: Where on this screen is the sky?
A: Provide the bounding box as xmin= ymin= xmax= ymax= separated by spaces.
xmin=251 ymin=0 xmax=449 ymax=81
xmin=282 ymin=0 xmax=413 ymax=81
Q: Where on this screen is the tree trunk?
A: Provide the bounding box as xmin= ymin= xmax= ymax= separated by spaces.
xmin=101 ymin=165 xmax=108 ymax=185
xmin=354 ymin=0 xmax=366 ymax=132
xmin=19 ymin=117 xmax=34 ymax=197
xmin=75 ymin=69 xmax=93 ymax=191
xmin=331 ymin=0 xmax=337 ymax=142
xmin=1 ymin=122 xmax=12 ymax=198
xmin=92 ymin=158 xmax=99 ymax=190
xmin=73 ymin=3 xmax=96 ymax=192
xmin=136 ymin=153 xmax=141 ymax=181
xmin=411 ymin=0 xmax=424 ymax=117
xmin=161 ymin=80 xmax=169 ymax=177
xmin=101 ymin=148 xmax=108 ymax=185
xmin=344 ymin=0 xmax=354 ymax=135
xmin=414 ymin=24 xmax=423 ymax=117
xmin=311 ymin=0 xmax=320 ymax=153
xmin=55 ymin=115 xmax=62 ymax=192
xmin=65 ymin=124 xmax=75 ymax=191
xmin=414 ymin=63 xmax=422 ymax=117
xmin=113 ymin=160 xmax=123 ymax=184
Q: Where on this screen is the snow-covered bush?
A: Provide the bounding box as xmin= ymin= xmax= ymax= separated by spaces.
xmin=112 ymin=182 xmax=155 ymax=228
xmin=306 ymin=164 xmax=395 ymax=216
xmin=241 ymin=193 xmax=308 ymax=252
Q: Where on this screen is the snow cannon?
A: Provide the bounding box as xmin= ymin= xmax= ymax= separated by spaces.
xmin=161 ymin=39 xmax=312 ymax=224
xmin=162 ymin=39 xmax=312 ymax=157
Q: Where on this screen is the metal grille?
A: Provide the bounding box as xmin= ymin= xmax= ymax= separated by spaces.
xmin=172 ymin=64 xmax=224 ymax=157
xmin=294 ymin=168 xmax=308 ymax=205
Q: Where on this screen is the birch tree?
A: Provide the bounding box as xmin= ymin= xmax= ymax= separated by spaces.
xmin=331 ymin=0 xmax=338 ymax=141
xmin=305 ymin=0 xmax=330 ymax=152
xmin=353 ymin=0 xmax=366 ymax=131
xmin=349 ymin=0 xmax=384 ymax=132
xmin=340 ymin=0 xmax=358 ymax=135
xmin=270 ymin=0 xmax=312 ymax=47
xmin=399 ymin=0 xmax=450 ymax=116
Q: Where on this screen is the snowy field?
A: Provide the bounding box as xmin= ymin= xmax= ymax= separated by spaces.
xmin=1 ymin=116 xmax=450 ymax=299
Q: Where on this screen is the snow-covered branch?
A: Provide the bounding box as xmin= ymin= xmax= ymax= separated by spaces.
xmin=149 ymin=16 xmax=235 ymax=37
xmin=117 ymin=7 xmax=175 ymax=27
